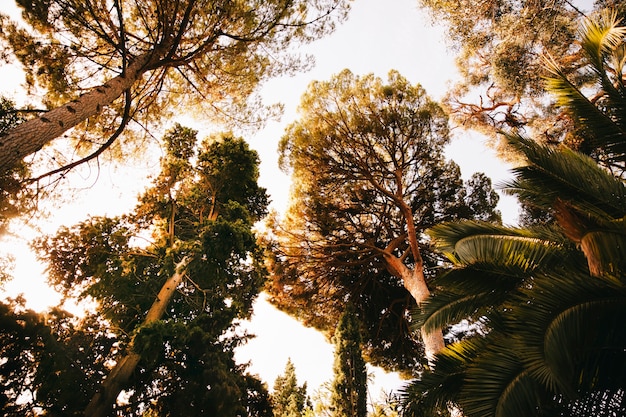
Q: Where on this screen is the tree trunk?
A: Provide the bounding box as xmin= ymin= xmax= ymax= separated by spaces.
xmin=382 ymin=249 xmax=445 ymax=363
xmin=384 ymin=199 xmax=446 ymax=362
xmin=0 ymin=52 xmax=153 ymax=172
xmin=84 ymin=257 xmax=188 ymax=417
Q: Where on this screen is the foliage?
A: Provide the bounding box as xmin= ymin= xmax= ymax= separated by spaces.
xmin=0 ymin=297 xmax=112 ymax=417
xmin=417 ymin=0 xmax=606 ymax=151
xmin=329 ymin=304 xmax=367 ymax=417
xmin=6 ymin=124 xmax=273 ymax=415
xmin=272 ymin=358 xmax=310 ymax=417
xmin=266 ymin=69 xmax=500 ymax=374
xmin=401 ymin=11 xmax=626 ymax=417
xmin=0 ymin=0 xmax=351 ymax=175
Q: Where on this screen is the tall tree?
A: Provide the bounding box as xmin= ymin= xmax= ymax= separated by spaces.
xmin=0 ymin=0 xmax=350 ymax=174
xmin=329 ymin=304 xmax=367 ymax=417
xmin=266 ymin=69 xmax=500 ymax=373
xmin=272 ymin=359 xmax=310 ymax=417
xmin=401 ymin=11 xmax=626 ymax=417
xmin=416 ymin=0 xmax=603 ymax=149
xmin=30 ymin=124 xmax=271 ymax=416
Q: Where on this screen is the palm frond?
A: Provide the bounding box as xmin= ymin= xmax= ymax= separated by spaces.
xmin=428 ymin=221 xmax=565 ymax=264
xmin=503 ymin=134 xmax=626 ymax=219
xmin=579 ymin=9 xmax=626 ymax=83
xmin=544 ymin=10 xmax=626 ymax=165
xmin=461 ymin=337 xmax=544 ymax=417
xmin=399 ymin=337 xmax=486 ymax=415
xmin=543 ymin=57 xmax=626 ymax=161
xmin=507 ymin=267 xmax=626 ymax=396
xmin=418 ymin=263 xmax=536 ymax=333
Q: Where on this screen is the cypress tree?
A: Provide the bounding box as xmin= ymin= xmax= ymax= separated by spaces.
xmin=330 ymin=303 xmax=367 ymax=417
xmin=272 ymin=359 xmax=310 ymax=417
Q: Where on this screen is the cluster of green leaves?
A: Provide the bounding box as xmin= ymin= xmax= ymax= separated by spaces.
xmin=402 ymin=11 xmax=626 ymax=417
xmin=266 ymin=69 xmax=500 ymax=374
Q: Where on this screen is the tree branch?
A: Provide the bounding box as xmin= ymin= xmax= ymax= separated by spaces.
xmin=27 ymin=89 xmax=132 ymax=183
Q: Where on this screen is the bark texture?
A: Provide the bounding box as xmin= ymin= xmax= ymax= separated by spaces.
xmin=390 ymin=196 xmax=446 ymax=362
xmin=381 ymin=251 xmax=445 ymax=362
xmin=0 ymin=53 xmax=153 ymax=172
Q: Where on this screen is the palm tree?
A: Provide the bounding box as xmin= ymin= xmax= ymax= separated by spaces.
xmin=401 ymin=10 xmax=626 ymax=417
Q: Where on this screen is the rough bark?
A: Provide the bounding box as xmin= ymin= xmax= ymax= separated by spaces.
xmin=84 ymin=257 xmax=188 ymax=417
xmin=0 ymin=52 xmax=154 ymax=172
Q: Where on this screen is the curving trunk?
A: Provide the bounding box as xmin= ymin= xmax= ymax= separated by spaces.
xmin=0 ymin=52 xmax=154 ymax=172
xmin=381 ymin=251 xmax=445 ymax=362
xmin=380 ymin=197 xmax=446 ymax=363
xmin=84 ymin=257 xmax=188 ymax=417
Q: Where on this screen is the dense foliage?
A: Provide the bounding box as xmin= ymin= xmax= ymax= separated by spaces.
xmin=329 ymin=304 xmax=367 ymax=417
xmin=402 ymin=11 xmax=626 ymax=417
xmin=1 ymin=125 xmax=272 ymax=416
xmin=272 ymin=359 xmax=310 ymax=417
xmin=266 ymin=69 xmax=500 ymax=374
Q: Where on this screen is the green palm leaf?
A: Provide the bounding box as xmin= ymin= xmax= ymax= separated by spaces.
xmin=503 ymin=133 xmax=626 ymax=219
xmin=544 ymin=10 xmax=626 ymax=165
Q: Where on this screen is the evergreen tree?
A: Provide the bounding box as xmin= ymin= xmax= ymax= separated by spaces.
xmin=272 ymin=359 xmax=310 ymax=417
xmin=0 ymin=0 xmax=351 ymax=174
xmin=266 ymin=70 xmax=500 ymax=373
xmin=330 ymin=304 xmax=367 ymax=417
xmin=6 ymin=124 xmax=273 ymax=416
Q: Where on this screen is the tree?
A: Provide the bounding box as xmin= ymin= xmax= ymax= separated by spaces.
xmin=330 ymin=304 xmax=367 ymax=417
xmin=28 ymin=124 xmax=272 ymax=416
xmin=401 ymin=11 xmax=626 ymax=417
xmin=416 ymin=0 xmax=604 ymax=149
xmin=0 ymin=297 xmax=117 ymax=416
xmin=0 ymin=0 xmax=350 ymax=175
xmin=272 ymin=359 xmax=310 ymax=417
xmin=265 ymin=69 xmax=500 ymax=373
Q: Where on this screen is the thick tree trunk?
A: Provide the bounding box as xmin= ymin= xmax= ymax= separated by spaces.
xmin=0 ymin=52 xmax=153 ymax=172
xmin=381 ymin=197 xmax=446 ymax=363
xmin=84 ymin=257 xmax=188 ymax=417
xmin=382 ymin=252 xmax=445 ymax=362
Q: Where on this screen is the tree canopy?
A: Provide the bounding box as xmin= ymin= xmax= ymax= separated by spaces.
xmin=265 ymin=69 xmax=500 ymax=374
xmin=272 ymin=359 xmax=310 ymax=417
xmin=0 ymin=0 xmax=351 ymax=176
xmin=417 ymin=0 xmax=606 ymax=150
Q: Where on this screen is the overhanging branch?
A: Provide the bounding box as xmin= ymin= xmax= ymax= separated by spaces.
xmin=27 ymin=89 xmax=133 ymax=183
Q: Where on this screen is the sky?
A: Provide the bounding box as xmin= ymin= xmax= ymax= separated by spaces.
xmin=0 ymin=0 xmax=522 ymax=406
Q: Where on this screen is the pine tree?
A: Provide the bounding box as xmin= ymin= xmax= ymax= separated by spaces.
xmin=330 ymin=304 xmax=367 ymax=417
xmin=272 ymin=359 xmax=310 ymax=417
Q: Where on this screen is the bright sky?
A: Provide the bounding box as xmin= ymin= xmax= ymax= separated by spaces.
xmin=0 ymin=0 xmax=522 ymax=407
